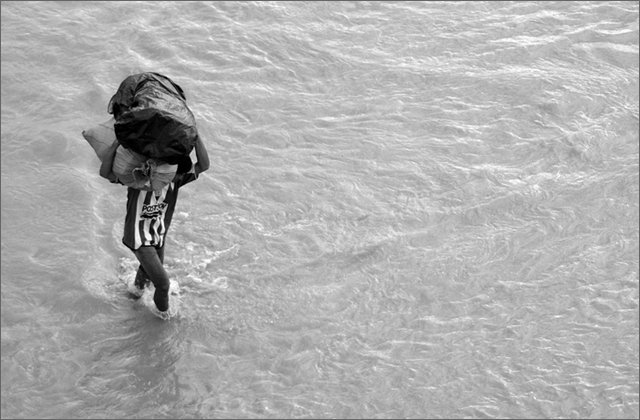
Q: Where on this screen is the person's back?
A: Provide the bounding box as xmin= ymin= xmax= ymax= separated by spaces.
xmin=100 ymin=137 xmax=210 ymax=313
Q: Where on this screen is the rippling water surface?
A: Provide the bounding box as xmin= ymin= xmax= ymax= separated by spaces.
xmin=1 ymin=1 xmax=638 ymax=418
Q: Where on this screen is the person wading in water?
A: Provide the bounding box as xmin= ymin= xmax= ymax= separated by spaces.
xmin=100 ymin=135 xmax=210 ymax=313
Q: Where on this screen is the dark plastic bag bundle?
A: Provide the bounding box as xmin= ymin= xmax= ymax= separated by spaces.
xmin=108 ymin=72 xmax=198 ymax=165
xmin=82 ymin=118 xmax=178 ymax=192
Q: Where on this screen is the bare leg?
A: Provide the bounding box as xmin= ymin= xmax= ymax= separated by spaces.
xmin=134 ymin=265 xmax=150 ymax=289
xmin=134 ymin=245 xmax=164 ymax=288
xmin=134 ymin=246 xmax=170 ymax=312
xmin=156 ymin=245 xmax=165 ymax=264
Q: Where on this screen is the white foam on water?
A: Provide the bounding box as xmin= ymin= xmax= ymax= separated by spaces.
xmin=1 ymin=1 xmax=637 ymax=419
xmin=119 ymin=257 xmax=181 ymax=320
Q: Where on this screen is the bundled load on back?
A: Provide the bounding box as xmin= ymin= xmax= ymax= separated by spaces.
xmin=82 ymin=118 xmax=178 ymax=191
xmin=82 ymin=72 xmax=198 ymax=192
xmin=108 ymin=72 xmax=198 ymax=164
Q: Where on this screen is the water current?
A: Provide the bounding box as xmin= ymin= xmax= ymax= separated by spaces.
xmin=1 ymin=1 xmax=638 ymax=418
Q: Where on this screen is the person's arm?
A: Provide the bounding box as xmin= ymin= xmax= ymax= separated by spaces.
xmin=193 ymin=135 xmax=210 ymax=175
xmin=99 ymin=140 xmax=119 ymax=183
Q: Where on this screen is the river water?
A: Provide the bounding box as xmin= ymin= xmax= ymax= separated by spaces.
xmin=1 ymin=1 xmax=638 ymax=418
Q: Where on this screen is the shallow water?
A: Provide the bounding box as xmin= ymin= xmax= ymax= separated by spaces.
xmin=1 ymin=1 xmax=638 ymax=418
